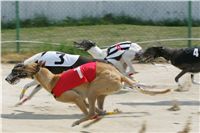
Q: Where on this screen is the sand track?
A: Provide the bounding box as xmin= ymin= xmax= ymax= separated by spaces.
xmin=1 ymin=63 xmax=200 ymax=132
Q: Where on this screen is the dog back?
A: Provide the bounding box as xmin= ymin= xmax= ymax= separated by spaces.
xmin=174 ymin=47 xmax=200 ymax=64
xmin=51 ymin=62 xmax=96 ymax=97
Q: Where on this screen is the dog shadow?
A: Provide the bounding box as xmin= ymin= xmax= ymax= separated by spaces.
xmin=81 ymin=111 xmax=150 ymax=129
xmin=104 ymin=111 xmax=150 ymax=119
xmin=118 ymin=100 xmax=200 ymax=106
xmin=1 ymin=110 xmax=83 ymax=120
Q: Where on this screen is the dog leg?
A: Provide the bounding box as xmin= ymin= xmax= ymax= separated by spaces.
xmin=58 ymin=90 xmax=88 ymax=116
xmin=124 ymin=60 xmax=137 ymax=77
xmin=25 ymin=85 xmax=41 ymax=100
xmin=97 ymin=95 xmax=106 ymax=110
xmin=174 ymin=70 xmax=189 ymax=92
xmin=96 ymin=95 xmax=106 ymax=115
xmin=123 ymin=63 xmax=127 ymax=71
xmin=84 ymin=99 xmax=103 ymax=114
xmin=15 ymin=85 xmax=41 ymax=106
xmin=20 ymin=80 xmax=38 ymax=100
xmin=72 ymin=73 xmax=122 ymax=126
xmin=108 ymin=59 xmax=126 ymax=75
xmin=175 ymin=70 xmax=187 ymax=83
xmin=72 ymin=91 xmax=97 ymax=127
xmin=191 ymin=74 xmax=200 ymax=85
xmin=73 ymin=95 xmax=88 ymax=116
xmin=121 ymin=51 xmax=137 ymax=76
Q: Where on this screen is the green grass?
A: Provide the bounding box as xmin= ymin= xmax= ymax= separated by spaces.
xmin=2 ymin=14 xmax=200 ymax=29
xmin=2 ymin=24 xmax=200 ymax=62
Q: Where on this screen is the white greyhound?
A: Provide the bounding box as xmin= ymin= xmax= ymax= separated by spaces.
xmin=74 ymin=40 xmax=143 ymax=77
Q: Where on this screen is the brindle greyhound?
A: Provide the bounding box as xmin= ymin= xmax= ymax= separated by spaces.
xmin=6 ymin=61 xmax=170 ymax=126
xmin=142 ymin=46 xmax=200 ymax=86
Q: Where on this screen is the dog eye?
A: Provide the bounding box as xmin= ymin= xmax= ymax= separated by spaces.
xmin=12 ymin=70 xmax=18 ymax=74
xmin=12 ymin=69 xmax=23 ymax=75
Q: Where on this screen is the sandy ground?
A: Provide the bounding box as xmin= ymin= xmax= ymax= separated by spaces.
xmin=1 ymin=63 xmax=200 ymax=133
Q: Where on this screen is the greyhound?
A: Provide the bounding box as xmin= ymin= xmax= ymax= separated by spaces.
xmin=6 ymin=61 xmax=170 ymax=126
xmin=5 ymin=51 xmax=97 ymax=105
xmin=142 ymin=46 xmax=200 ymax=86
xmin=6 ymin=51 xmax=152 ymax=106
xmin=74 ymin=40 xmax=143 ymax=77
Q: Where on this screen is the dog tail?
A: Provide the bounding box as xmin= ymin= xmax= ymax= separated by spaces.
xmin=121 ymin=76 xmax=171 ymax=95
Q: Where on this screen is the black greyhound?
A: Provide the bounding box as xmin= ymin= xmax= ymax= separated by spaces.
xmin=142 ymin=46 xmax=200 ymax=85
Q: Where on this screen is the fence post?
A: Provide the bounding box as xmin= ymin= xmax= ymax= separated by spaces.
xmin=15 ymin=1 xmax=20 ymax=53
xmin=187 ymin=0 xmax=192 ymax=47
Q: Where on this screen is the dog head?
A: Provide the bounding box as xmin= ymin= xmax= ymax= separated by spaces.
xmin=74 ymin=40 xmax=96 ymax=51
xmin=5 ymin=62 xmax=44 ymax=85
xmin=135 ymin=50 xmax=144 ymax=61
xmin=142 ymin=46 xmax=164 ymax=62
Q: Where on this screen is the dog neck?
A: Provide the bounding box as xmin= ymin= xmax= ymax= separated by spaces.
xmin=159 ymin=47 xmax=176 ymax=61
xmin=87 ymin=46 xmax=107 ymax=59
xmin=34 ymin=68 xmax=59 ymax=93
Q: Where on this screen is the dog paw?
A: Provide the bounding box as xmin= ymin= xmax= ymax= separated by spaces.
xmin=19 ymin=89 xmax=26 ymax=100
xmin=175 ymin=85 xmax=188 ymax=92
xmin=113 ymin=108 xmax=122 ymax=113
xmin=19 ymin=94 xmax=24 ymax=100
xmin=15 ymin=97 xmax=29 ymax=107
xmin=72 ymin=121 xmax=80 ymax=127
xmin=128 ymin=72 xmax=139 ymax=77
xmin=98 ymin=110 xmax=106 ymax=115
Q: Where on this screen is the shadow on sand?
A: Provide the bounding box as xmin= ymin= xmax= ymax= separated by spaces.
xmin=1 ymin=110 xmax=83 ymax=120
xmin=118 ymin=100 xmax=200 ymax=106
xmin=1 ymin=109 xmax=150 ymax=121
xmin=104 ymin=111 xmax=150 ymax=119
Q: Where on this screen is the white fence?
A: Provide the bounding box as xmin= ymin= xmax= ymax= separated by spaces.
xmin=2 ymin=1 xmax=200 ymax=22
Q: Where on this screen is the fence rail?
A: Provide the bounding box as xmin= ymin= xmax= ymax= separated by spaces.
xmin=2 ymin=1 xmax=200 ymax=53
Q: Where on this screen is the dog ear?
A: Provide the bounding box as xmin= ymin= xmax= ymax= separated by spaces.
xmin=153 ymin=46 xmax=163 ymax=50
xmin=38 ymin=61 xmax=46 ymax=67
xmin=15 ymin=63 xmax=25 ymax=68
xmin=158 ymin=46 xmax=164 ymax=50
xmin=73 ymin=41 xmax=80 ymax=45
xmin=82 ymin=40 xmax=95 ymax=44
xmin=152 ymin=42 xmax=163 ymax=48
xmin=89 ymin=40 xmax=95 ymax=44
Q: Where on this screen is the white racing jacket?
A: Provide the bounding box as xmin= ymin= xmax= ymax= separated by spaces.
xmin=24 ymin=51 xmax=80 ymax=67
xmin=105 ymin=41 xmax=142 ymax=60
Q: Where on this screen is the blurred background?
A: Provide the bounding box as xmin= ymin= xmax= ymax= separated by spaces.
xmin=1 ymin=1 xmax=200 ymax=62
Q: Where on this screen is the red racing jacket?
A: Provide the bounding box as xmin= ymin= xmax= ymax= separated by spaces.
xmin=51 ymin=62 xmax=96 ymax=98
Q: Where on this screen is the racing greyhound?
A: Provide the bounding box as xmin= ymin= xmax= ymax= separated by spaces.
xmin=6 ymin=51 xmax=150 ymax=106
xmin=74 ymin=40 xmax=143 ymax=77
xmin=142 ymin=46 xmax=200 ymax=86
xmin=5 ymin=51 xmax=97 ymax=105
xmin=6 ymin=61 xmax=170 ymax=126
